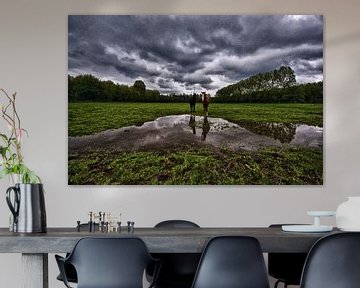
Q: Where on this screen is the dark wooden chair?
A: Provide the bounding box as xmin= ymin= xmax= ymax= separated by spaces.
xmin=300 ymin=232 xmax=360 ymax=288
xmin=147 ymin=220 xmax=201 ymax=288
xmin=56 ymin=237 xmax=160 ymax=288
xmin=191 ymin=236 xmax=270 ymax=288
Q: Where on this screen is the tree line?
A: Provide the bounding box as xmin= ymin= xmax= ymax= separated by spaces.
xmin=68 ymin=75 xmax=193 ymax=103
xmin=214 ymin=65 xmax=322 ymax=103
xmin=213 ymin=82 xmax=323 ymax=103
xmin=69 ymin=75 xmax=160 ymax=102
xmin=68 ymin=66 xmax=322 ymax=104
xmin=217 ymin=66 xmax=297 ymax=98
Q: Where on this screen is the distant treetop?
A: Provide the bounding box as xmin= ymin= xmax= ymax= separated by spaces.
xmin=216 ymin=66 xmax=297 ymax=97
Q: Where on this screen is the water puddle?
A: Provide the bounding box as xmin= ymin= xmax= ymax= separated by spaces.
xmin=234 ymin=121 xmax=323 ymax=147
xmin=136 ymin=114 xmax=322 ymax=148
xmin=69 ymin=114 xmax=322 ymax=153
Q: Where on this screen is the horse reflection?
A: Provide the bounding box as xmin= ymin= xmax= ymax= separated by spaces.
xmin=189 ymin=114 xmax=196 ymax=135
xmin=201 ymin=116 xmax=210 ymax=141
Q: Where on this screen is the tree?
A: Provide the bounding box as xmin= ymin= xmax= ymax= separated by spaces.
xmin=133 ymin=80 xmax=146 ymax=93
xmin=216 ymin=66 xmax=297 ymax=98
xmin=69 ymin=74 xmax=102 ymax=101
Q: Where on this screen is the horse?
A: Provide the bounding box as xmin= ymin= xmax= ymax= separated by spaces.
xmin=189 ymin=93 xmax=197 ymax=113
xmin=201 ymin=92 xmax=210 ymax=116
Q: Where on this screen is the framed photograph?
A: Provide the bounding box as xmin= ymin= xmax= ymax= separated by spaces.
xmin=68 ymin=15 xmax=323 ymax=185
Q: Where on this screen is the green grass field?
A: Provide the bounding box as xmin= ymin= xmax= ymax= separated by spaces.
xmin=68 ymin=102 xmax=323 ymax=185
xmin=68 ymin=102 xmax=323 ymax=137
xmin=69 ymin=147 xmax=322 ymax=185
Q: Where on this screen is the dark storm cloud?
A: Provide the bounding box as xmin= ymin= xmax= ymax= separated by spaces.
xmin=157 ymin=78 xmax=174 ymax=89
xmin=68 ymin=15 xmax=323 ymax=94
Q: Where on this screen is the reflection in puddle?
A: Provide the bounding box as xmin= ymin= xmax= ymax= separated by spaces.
xmin=201 ymin=116 xmax=210 ymax=141
xmin=69 ymin=114 xmax=323 ymax=153
xmin=290 ymin=125 xmax=323 ymax=148
xmin=237 ymin=121 xmax=322 ymax=147
xmin=237 ymin=122 xmax=296 ymax=143
xmin=186 ymin=114 xmax=321 ymax=148
xmin=140 ymin=114 xmax=323 ymax=149
xmin=137 ymin=114 xmax=323 ymax=148
xmin=189 ymin=115 xmax=196 ymax=135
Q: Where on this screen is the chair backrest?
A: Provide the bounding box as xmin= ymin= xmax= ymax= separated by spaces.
xmin=268 ymin=224 xmax=308 ymax=285
xmin=155 ymin=219 xmax=200 ymax=228
xmin=151 ymin=220 xmax=201 ymax=286
xmin=191 ymin=236 xmax=270 ymax=288
xmin=66 ymin=237 xmax=154 ymax=288
xmin=300 ymin=232 xmax=360 ymax=288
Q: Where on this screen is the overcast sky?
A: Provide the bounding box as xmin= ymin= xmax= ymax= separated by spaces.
xmin=68 ymin=15 xmax=323 ymax=95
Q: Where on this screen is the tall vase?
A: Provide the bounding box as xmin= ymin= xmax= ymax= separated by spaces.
xmin=6 ymin=183 xmax=47 ymax=233
xmin=336 ymin=197 xmax=360 ymax=231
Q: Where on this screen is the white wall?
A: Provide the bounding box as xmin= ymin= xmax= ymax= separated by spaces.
xmin=0 ymin=0 xmax=360 ymax=287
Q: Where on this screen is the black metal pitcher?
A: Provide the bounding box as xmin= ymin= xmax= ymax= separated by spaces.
xmin=6 ymin=183 xmax=47 ymax=233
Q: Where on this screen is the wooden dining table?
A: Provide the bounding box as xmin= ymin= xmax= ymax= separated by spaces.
xmin=0 ymin=226 xmax=339 ymax=288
